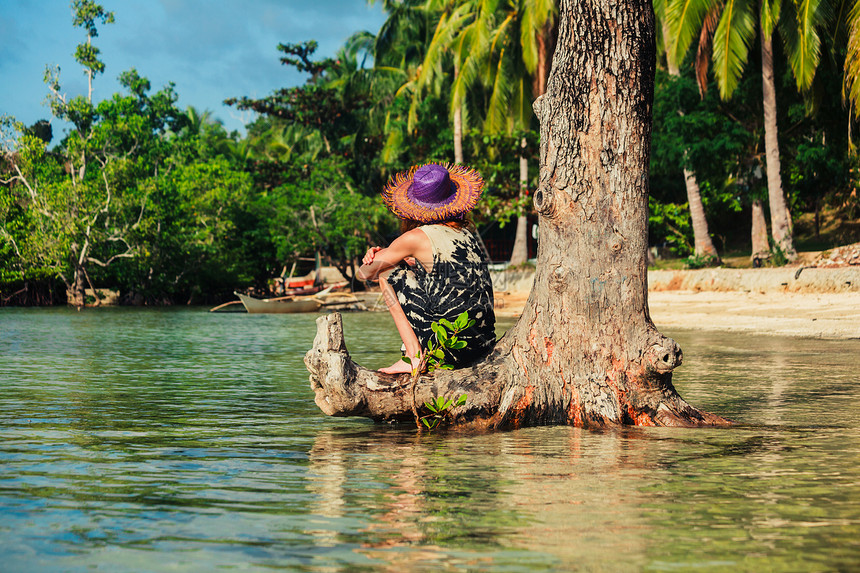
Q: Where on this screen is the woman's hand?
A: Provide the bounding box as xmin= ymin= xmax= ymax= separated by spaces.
xmin=363 ymin=246 xmax=382 ymax=265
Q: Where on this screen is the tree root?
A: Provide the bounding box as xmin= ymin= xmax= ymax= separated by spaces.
xmin=305 ymin=313 xmax=505 ymax=424
xmin=305 ymin=313 xmax=731 ymax=429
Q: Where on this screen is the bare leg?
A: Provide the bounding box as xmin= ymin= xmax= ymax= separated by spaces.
xmin=378 ymin=271 xmax=422 ymax=374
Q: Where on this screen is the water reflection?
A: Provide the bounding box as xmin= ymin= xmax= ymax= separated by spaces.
xmin=306 ymin=422 xmax=860 ymax=571
xmin=1 ymin=308 xmax=859 ymax=571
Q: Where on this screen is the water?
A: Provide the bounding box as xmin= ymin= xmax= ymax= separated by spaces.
xmin=1 ymin=308 xmax=859 ymax=571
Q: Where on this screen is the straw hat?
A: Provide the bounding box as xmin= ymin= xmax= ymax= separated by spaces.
xmin=381 ymin=163 xmax=484 ymax=223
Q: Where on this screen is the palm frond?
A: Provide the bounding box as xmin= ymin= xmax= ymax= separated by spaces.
xmin=712 ymin=0 xmax=756 ymax=99
xmin=666 ymin=0 xmax=719 ymax=64
xmin=760 ymin=0 xmax=782 ymax=39
xmin=843 ymin=0 xmax=860 ymax=115
xmin=779 ymin=0 xmax=824 ymax=91
xmin=829 ymin=0 xmax=851 ymax=51
xmin=695 ymin=4 xmax=721 ymax=95
xmin=483 ymin=44 xmax=517 ymax=133
xmin=654 ymin=0 xmax=668 ymax=23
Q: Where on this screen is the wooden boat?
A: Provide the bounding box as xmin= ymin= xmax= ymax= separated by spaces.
xmin=235 ymin=292 xmax=322 ymax=314
xmin=209 ymin=283 xmax=352 ymax=314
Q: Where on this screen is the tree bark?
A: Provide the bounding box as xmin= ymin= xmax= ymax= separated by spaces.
xmin=453 ymin=61 xmax=464 ymax=165
xmin=508 ymin=146 xmax=530 ymax=266
xmin=306 ymin=0 xmax=729 ymax=429
xmin=684 ymin=167 xmax=719 ymax=258
xmin=760 ymin=32 xmax=797 ymax=261
xmin=72 ymin=265 xmax=86 ymax=308
xmin=750 ymin=199 xmax=769 ymax=264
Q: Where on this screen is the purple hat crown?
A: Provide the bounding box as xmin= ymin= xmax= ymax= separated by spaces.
xmin=407 ymin=164 xmax=458 ymax=208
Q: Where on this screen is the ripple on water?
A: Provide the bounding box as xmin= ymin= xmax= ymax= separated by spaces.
xmin=1 ymin=307 xmax=859 ymax=572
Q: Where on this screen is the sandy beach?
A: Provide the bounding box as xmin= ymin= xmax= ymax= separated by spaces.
xmin=494 ymin=289 xmax=860 ymax=340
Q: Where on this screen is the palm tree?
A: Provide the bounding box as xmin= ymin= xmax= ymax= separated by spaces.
xmin=654 ymin=0 xmax=720 ymax=260
xmin=450 ymin=0 xmax=556 ymax=265
xmin=666 ymin=0 xmax=825 ymax=260
xmin=414 ymin=0 xmax=479 ymax=164
xmin=375 ymin=0 xmax=555 ymax=264
xmin=841 ymin=0 xmax=860 ymax=123
xmin=371 ymin=0 xmax=439 ymax=163
xmin=489 ymin=0 xmax=556 ymax=266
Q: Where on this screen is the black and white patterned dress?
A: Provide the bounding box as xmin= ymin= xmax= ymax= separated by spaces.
xmin=386 ymin=224 xmax=496 ymax=367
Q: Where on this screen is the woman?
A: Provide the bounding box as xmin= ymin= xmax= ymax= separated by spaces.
xmin=357 ymin=163 xmax=496 ymax=374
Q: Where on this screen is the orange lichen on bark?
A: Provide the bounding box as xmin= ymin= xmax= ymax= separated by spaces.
xmin=567 ymin=381 xmax=583 ymax=427
xmin=516 ymin=385 xmax=535 ymax=410
xmin=544 ymin=337 xmax=554 ymax=365
xmin=607 ymin=359 xmax=658 ymax=426
xmin=628 ymin=406 xmax=656 ymax=426
xmin=507 ymin=384 xmax=536 ymax=429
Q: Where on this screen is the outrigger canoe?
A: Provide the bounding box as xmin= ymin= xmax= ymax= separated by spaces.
xmin=208 ymin=283 xmax=360 ymax=314
xmin=234 ymin=291 xmax=323 ymax=314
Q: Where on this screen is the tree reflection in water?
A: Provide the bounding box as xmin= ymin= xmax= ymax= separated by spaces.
xmin=306 ymin=426 xmax=661 ymax=570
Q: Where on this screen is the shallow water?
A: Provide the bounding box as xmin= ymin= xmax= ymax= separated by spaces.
xmin=1 ymin=308 xmax=859 ymax=571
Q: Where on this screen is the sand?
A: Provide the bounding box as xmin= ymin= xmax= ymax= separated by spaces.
xmin=493 ymin=290 xmax=860 ymax=340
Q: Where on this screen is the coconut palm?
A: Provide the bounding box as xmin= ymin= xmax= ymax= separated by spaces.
xmin=408 ymin=0 xmax=479 ymax=163
xmin=449 ymin=0 xmax=556 ymax=265
xmin=665 ymin=0 xmax=826 ymax=260
xmin=841 ymin=0 xmax=860 ymax=120
xmin=654 ymin=0 xmax=720 ymax=260
xmin=484 ymin=0 xmax=556 ymax=265
xmin=376 ymin=0 xmax=555 ymax=264
xmin=370 ymin=0 xmax=440 ymax=164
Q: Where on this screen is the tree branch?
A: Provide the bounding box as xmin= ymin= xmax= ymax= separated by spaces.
xmin=86 ymin=247 xmax=136 ymax=268
xmin=0 ymin=227 xmax=24 ymax=259
xmin=10 ymin=164 xmax=55 ymax=220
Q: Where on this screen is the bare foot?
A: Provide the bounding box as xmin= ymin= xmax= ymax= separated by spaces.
xmin=379 ymin=359 xmax=415 ymax=375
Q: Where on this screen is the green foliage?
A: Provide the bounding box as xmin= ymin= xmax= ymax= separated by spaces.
xmin=401 ymin=311 xmax=473 ymax=431
xmin=767 ymin=238 xmax=790 ymax=266
xmin=426 ymin=311 xmax=475 ymax=371
xmin=683 ymin=253 xmax=720 ymax=269
xmin=5 ymin=0 xmax=860 ymax=306
xmin=403 ymin=310 xmax=476 ymax=374
xmin=72 ymin=0 xmax=115 ymax=38
xmin=71 ymin=0 xmax=114 ymax=81
xmin=259 ymin=158 xmax=389 ymax=281
xmin=225 ymin=40 xmax=385 ymax=195
xmin=421 ymin=394 xmax=467 ymax=431
xmin=649 ymin=197 xmax=694 ymax=255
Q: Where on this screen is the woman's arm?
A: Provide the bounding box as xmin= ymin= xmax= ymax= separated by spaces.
xmin=356 ymin=229 xmax=427 ymax=281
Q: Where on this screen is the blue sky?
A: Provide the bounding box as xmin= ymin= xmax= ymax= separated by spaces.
xmin=0 ymin=0 xmax=387 ymax=137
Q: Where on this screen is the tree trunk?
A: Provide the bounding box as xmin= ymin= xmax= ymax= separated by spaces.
xmin=71 ymin=265 xmax=86 ymax=308
xmin=684 ymin=167 xmax=719 ymax=258
xmin=750 ymin=199 xmax=770 ymax=265
xmin=663 ymin=22 xmax=719 ymax=260
xmin=453 ymin=62 xmax=464 ymax=165
xmin=761 ymin=32 xmax=797 ymax=261
xmin=306 ymin=0 xmax=729 ymax=430
xmin=508 ymin=146 xmax=530 ymax=266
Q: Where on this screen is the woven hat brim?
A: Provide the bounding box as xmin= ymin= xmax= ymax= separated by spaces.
xmin=381 ymin=163 xmax=484 ymax=223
